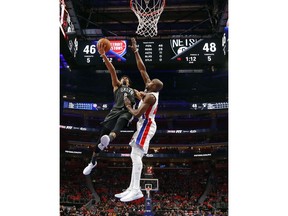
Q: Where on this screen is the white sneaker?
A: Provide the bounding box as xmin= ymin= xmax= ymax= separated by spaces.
xmin=83 ymin=162 xmax=97 ymax=175
xmin=120 ymin=189 xmax=143 ymax=202
xmin=115 ymin=188 xmax=132 ymax=199
xmin=98 ymin=135 xmax=110 ymax=150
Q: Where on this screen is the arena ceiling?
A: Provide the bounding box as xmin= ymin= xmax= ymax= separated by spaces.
xmin=65 ymin=0 xmax=228 ymax=39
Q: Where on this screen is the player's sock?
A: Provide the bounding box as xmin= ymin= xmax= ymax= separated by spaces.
xmin=91 ymin=156 xmax=97 ymax=165
xmin=95 ymin=146 xmax=102 ymax=153
xmin=91 ymin=149 xmax=100 ymax=165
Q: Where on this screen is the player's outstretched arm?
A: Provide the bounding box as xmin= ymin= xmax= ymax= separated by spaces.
xmin=98 ymin=43 xmax=120 ymax=91
xmin=130 ymin=38 xmax=151 ymax=85
xmin=124 ymin=94 xmax=155 ymax=118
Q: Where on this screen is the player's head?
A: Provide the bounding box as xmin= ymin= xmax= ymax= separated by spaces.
xmin=146 ymin=79 xmax=163 ymax=92
xmin=120 ymin=75 xmax=132 ymax=87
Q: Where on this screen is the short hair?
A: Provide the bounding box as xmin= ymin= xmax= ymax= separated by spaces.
xmin=154 ymin=79 xmax=163 ymax=91
xmin=120 ymin=75 xmax=132 ymax=86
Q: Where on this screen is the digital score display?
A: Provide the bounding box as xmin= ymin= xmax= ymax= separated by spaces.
xmin=63 ymin=101 xmax=110 ymax=111
xmin=75 ymin=38 xmax=226 ymax=67
xmin=168 ymin=38 xmax=223 ymax=64
xmin=137 ymin=38 xmax=225 ymax=65
xmin=63 ymin=101 xmax=228 ymax=111
xmin=76 ymin=40 xmax=128 ymax=66
xmin=190 ymin=102 xmax=228 ymax=110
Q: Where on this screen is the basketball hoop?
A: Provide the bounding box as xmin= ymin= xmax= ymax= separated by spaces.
xmin=130 ymin=0 xmax=165 ymax=37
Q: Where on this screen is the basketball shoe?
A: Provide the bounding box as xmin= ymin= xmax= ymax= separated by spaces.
xmin=98 ymin=135 xmax=110 ymax=150
xmin=115 ymin=188 xmax=132 ymax=199
xmin=120 ymin=189 xmax=143 ymax=202
xmin=83 ymin=161 xmax=97 ymax=175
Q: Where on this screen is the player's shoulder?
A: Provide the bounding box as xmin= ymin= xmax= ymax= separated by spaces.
xmin=144 ymin=93 xmax=156 ymax=104
xmin=147 ymin=91 xmax=159 ymax=98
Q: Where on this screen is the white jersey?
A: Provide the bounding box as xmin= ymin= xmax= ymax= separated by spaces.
xmin=129 ymin=92 xmax=159 ymax=154
xmin=139 ymin=91 xmax=158 ymax=121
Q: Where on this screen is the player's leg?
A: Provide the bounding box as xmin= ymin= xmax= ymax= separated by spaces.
xmin=115 ymin=131 xmax=139 ymax=198
xmin=99 ymin=116 xmax=129 ymax=150
xmin=119 ymin=124 xmax=156 ymax=202
xmin=83 ymin=126 xmax=111 ymax=175
xmin=115 ymin=145 xmax=136 ymax=198
xmin=114 ymin=173 xmax=134 ymax=198
xmin=120 ymin=146 xmax=144 ymax=202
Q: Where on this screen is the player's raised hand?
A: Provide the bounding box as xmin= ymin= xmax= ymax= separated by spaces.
xmin=97 ymin=42 xmax=106 ymax=56
xmin=129 ymin=38 xmax=138 ymax=52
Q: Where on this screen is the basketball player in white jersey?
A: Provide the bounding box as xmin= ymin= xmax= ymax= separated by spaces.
xmin=114 ymin=38 xmax=164 ymax=202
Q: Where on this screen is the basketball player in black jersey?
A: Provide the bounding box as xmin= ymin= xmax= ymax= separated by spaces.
xmin=83 ymin=42 xmax=141 ymax=175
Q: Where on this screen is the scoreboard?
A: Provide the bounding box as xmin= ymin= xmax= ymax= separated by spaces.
xmin=75 ymin=38 xmax=226 ymax=68
xmin=76 ymin=40 xmax=128 ymax=66
xmin=138 ymin=38 xmax=224 ymax=64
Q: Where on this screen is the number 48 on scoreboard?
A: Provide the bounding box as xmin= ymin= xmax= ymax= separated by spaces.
xmin=202 ymin=42 xmax=217 ymax=52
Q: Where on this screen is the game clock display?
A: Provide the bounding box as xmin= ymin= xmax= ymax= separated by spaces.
xmin=75 ymin=38 xmax=226 ymax=67
xmin=76 ymin=39 xmax=128 ymax=65
xmin=138 ymin=38 xmax=225 ymax=65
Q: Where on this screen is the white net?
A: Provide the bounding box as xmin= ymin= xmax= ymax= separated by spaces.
xmin=130 ymin=0 xmax=165 ymax=37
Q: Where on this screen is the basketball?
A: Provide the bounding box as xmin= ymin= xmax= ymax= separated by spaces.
xmin=97 ymin=38 xmax=111 ymax=52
